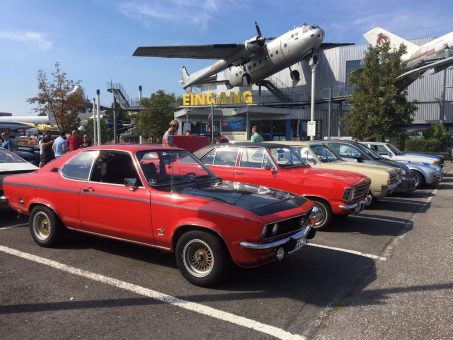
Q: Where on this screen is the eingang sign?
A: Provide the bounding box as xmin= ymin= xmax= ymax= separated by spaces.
xmin=182 ymin=91 xmax=253 ymax=106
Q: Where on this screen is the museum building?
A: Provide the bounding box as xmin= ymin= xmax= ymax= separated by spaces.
xmin=174 ymin=37 xmax=453 ymax=141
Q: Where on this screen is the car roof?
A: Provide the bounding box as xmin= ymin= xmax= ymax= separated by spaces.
xmin=81 ymin=144 xmax=184 ymax=152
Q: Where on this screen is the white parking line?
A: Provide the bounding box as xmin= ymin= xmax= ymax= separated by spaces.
xmin=0 ymin=245 xmax=305 ymax=340
xmin=348 ymin=215 xmax=408 ymax=224
xmin=1 ymin=223 xmax=28 ymax=230
xmin=426 ymin=189 xmax=438 ymax=203
xmin=307 ymin=243 xmax=387 ymax=261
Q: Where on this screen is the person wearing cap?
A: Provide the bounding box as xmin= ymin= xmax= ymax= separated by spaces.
xmin=162 ymin=120 xmax=179 ymax=147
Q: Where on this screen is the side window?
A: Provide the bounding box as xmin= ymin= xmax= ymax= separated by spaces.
xmin=338 ymin=144 xmax=360 ymax=158
xmin=240 ymin=148 xmax=265 ymax=168
xmin=376 ymin=145 xmax=389 ymax=155
xmin=90 ymin=151 xmax=142 ymax=186
xmin=328 ymin=143 xmax=341 ymax=155
xmin=212 ymin=148 xmax=238 ymax=166
xmin=299 ymin=147 xmax=315 ymax=163
xmin=201 ymin=149 xmax=216 ymax=165
xmin=61 ymin=151 xmax=98 ymax=180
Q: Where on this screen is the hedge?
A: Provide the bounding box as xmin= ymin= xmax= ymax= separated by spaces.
xmin=405 ymin=138 xmax=443 ymax=152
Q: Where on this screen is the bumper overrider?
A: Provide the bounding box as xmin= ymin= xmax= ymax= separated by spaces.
xmin=0 ymin=195 xmax=7 ymax=206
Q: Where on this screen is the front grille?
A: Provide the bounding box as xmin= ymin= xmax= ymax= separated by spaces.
xmin=389 ymin=172 xmax=399 ymax=186
xmin=352 ymin=180 xmax=371 ymax=201
xmin=262 ymin=209 xmax=311 ymax=241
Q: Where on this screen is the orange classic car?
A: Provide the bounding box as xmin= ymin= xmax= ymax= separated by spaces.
xmin=1 ymin=145 xmax=317 ymax=287
xmin=195 ymin=143 xmax=372 ymax=230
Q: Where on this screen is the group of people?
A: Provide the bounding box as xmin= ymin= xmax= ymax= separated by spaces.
xmin=162 ymin=120 xmax=264 ymax=146
xmin=39 ymin=130 xmax=92 ymax=167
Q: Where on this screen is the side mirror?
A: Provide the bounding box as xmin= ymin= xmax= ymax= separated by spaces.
xmin=125 ymin=178 xmax=138 ymax=191
xmin=355 ymin=155 xmax=363 ymax=162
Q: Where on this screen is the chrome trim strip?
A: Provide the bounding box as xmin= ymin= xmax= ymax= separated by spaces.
xmin=339 ymin=203 xmax=358 ymax=210
xmin=240 ymin=226 xmax=312 ymax=250
xmin=65 ymin=226 xmax=172 ymax=252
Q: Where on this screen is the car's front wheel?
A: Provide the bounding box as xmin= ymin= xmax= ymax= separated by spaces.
xmin=29 ymin=205 xmax=65 ymax=247
xmin=175 ymin=230 xmax=229 ymax=287
xmin=411 ymin=170 xmax=425 ymax=189
xmin=310 ymin=198 xmax=333 ymax=230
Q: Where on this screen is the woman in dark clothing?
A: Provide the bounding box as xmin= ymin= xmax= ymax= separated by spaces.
xmin=39 ymin=132 xmax=55 ymax=167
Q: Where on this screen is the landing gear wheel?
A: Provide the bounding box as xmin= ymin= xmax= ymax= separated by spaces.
xmin=175 ymin=231 xmax=230 ymax=287
xmin=29 ymin=206 xmax=65 ymax=247
xmin=242 ymin=74 xmax=251 ymax=86
xmin=310 ymin=198 xmax=333 ymax=230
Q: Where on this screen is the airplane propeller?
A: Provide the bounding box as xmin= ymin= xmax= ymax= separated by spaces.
xmin=249 ymin=21 xmax=275 ymax=47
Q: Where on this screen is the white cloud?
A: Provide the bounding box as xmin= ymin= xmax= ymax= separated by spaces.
xmin=118 ymin=0 xmax=242 ymax=29
xmin=0 ymin=31 xmax=53 ymax=51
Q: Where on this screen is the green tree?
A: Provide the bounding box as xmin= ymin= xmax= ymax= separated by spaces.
xmin=27 ymin=62 xmax=85 ymax=132
xmin=422 ymin=122 xmax=449 ymax=143
xmin=134 ymin=90 xmax=178 ymax=142
xmin=83 ymin=118 xmax=112 ymax=144
xmin=343 ymin=43 xmax=418 ymax=140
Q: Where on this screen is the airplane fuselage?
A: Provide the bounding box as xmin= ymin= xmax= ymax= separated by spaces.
xmin=226 ymin=25 xmax=324 ymax=88
xmin=406 ymin=32 xmax=453 ymax=69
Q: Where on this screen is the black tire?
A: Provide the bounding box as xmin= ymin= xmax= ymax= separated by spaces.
xmin=175 ymin=230 xmax=229 ymax=287
xmin=310 ymin=198 xmax=333 ymax=230
xmin=411 ymin=170 xmax=425 ymax=189
xmin=29 ymin=206 xmax=65 ymax=247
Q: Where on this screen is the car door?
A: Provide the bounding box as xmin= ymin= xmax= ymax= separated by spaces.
xmin=78 ymin=150 xmax=152 ymax=243
xmin=200 ymin=146 xmax=239 ymax=181
xmin=233 ymin=147 xmax=278 ymax=188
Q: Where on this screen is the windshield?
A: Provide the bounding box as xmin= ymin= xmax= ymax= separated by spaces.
xmin=0 ymin=148 xmax=28 ymax=163
xmin=136 ymin=150 xmax=218 ymax=190
xmin=309 ymin=144 xmax=339 ymax=163
xmin=354 ymin=143 xmax=381 ymax=160
xmin=268 ymin=147 xmax=307 ymax=168
xmin=387 ymin=143 xmax=403 ymax=155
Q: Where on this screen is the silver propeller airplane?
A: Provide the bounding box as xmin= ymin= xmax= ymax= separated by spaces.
xmin=133 ymin=22 xmax=351 ymax=89
xmin=364 ymin=27 xmax=453 ymax=78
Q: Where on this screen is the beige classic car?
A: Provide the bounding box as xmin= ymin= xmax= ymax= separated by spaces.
xmin=269 ymin=141 xmax=401 ymax=201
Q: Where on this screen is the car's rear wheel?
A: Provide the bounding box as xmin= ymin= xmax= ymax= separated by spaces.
xmin=411 ymin=170 xmax=425 ymax=189
xmin=29 ymin=206 xmax=65 ymax=247
xmin=175 ymin=230 xmax=229 ymax=287
xmin=309 ymin=198 xmax=333 ymax=230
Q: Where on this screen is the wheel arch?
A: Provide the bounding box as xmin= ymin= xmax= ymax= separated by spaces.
xmin=172 ymin=224 xmax=229 ymax=254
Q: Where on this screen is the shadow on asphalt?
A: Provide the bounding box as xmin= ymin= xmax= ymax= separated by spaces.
xmin=372 ymin=199 xmax=430 ymax=213
xmin=324 ymin=215 xmax=413 ymax=236
xmin=436 ymin=183 xmax=453 ymax=190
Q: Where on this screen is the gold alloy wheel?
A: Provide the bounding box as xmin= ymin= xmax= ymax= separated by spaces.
xmin=182 ymin=239 xmax=214 ymax=278
xmin=33 ymin=211 xmax=51 ymax=240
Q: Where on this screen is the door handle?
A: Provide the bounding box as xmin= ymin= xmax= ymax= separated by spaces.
xmin=82 ymin=187 xmax=94 ymax=192
xmin=235 ymin=171 xmax=243 ymax=175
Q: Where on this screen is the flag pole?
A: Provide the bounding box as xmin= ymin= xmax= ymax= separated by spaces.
xmin=210 ymin=104 xmax=214 ymax=143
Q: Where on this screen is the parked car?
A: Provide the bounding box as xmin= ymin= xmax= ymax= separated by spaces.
xmin=0 ymin=147 xmax=38 ymax=200
xmin=2 ymin=145 xmax=317 ymax=287
xmin=272 ymin=141 xmax=405 ymax=199
xmin=360 ymin=141 xmax=444 ymax=169
xmin=194 ymin=143 xmax=371 ymax=230
xmin=321 ymin=140 xmax=414 ymax=192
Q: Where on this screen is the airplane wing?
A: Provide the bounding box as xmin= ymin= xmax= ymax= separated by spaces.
xmin=133 ymin=44 xmax=245 ymax=60
xmin=397 ymin=56 xmax=453 ymax=79
xmin=319 ymin=43 xmax=354 ymax=50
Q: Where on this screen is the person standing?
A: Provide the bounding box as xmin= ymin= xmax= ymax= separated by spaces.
xmin=52 ymin=131 xmax=68 ymax=158
xmin=250 ymin=125 xmax=264 ymax=143
xmin=162 ymin=120 xmax=179 ymax=147
xmin=1 ymin=132 xmax=14 ymax=150
xmin=39 ymin=131 xmax=55 ymax=167
xmin=81 ymin=134 xmax=92 ymax=148
xmin=67 ymin=130 xmax=83 ymax=151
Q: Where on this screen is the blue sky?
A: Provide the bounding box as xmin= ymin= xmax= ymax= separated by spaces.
xmin=0 ymin=0 xmax=451 ymax=115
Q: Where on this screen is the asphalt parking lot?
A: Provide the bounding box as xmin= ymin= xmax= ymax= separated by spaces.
xmin=1 ymin=164 xmax=452 ymax=339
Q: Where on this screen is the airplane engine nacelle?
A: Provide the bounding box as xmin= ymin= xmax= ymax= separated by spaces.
xmin=244 ymin=37 xmax=265 ymax=54
xmin=434 ymin=42 xmax=448 ymax=53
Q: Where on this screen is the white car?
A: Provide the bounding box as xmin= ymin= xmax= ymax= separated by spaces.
xmin=360 ymin=142 xmax=443 ymax=169
xmin=0 ymin=147 xmax=38 ymax=201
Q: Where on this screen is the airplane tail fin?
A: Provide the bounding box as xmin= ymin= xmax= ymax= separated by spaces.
xmin=180 ymin=66 xmax=191 ymax=88
xmin=364 ymin=27 xmax=419 ymax=58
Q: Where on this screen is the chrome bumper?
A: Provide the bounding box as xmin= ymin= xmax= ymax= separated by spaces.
xmin=240 ymin=226 xmax=315 ymax=251
xmin=339 ymin=195 xmax=372 ymax=211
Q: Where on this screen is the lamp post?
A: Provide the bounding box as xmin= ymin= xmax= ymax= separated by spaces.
xmin=309 ymin=54 xmax=318 ymax=141
xmin=96 ymin=89 xmax=101 ymax=145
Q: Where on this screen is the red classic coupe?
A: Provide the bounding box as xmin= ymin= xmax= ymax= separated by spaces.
xmin=195 ymin=143 xmax=372 ymax=229
xmin=1 ymin=145 xmax=317 ymax=286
